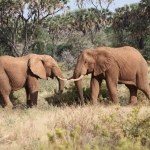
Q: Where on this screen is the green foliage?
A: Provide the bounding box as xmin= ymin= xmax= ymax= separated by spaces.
xmin=114 ymin=138 xmax=148 ymax=150
xmin=47 ymin=79 xmax=144 ymax=107
xmin=66 ymin=34 xmax=88 ymax=56
xmin=29 ymin=41 xmax=56 ymax=55
xmin=141 ymin=35 xmax=150 ymax=60
xmin=45 ymin=43 xmax=54 ymax=55
xmin=46 ymin=126 xmax=84 ymax=150
xmin=100 ymin=105 xmax=150 ymax=149
xmin=110 ymin=30 xmax=137 ymax=48
xmin=65 ymin=83 xmax=91 ymax=104
xmin=112 ymin=1 xmax=150 ymax=49
xmin=47 ymin=82 xmax=89 ymax=106
xmin=0 ymin=0 xmax=69 ymax=56
xmin=30 ymin=41 xmax=45 ymax=54
xmin=100 ymin=81 xmax=109 ymax=98
xmin=65 ymin=83 xmax=79 ymax=104
xmin=47 ymin=80 xmax=110 ymax=106
xmin=48 ymin=8 xmax=111 ymax=36
xmin=56 ymin=43 xmax=73 ymax=55
xmin=42 ymin=106 xmax=150 ymax=149
xmin=94 ymin=27 xmax=113 ymax=47
xmin=94 ymin=30 xmax=109 ymax=46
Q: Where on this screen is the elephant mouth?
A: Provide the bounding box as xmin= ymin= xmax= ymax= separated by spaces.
xmin=86 ymin=69 xmax=93 ymax=75
xmin=49 ymin=73 xmax=54 ymax=79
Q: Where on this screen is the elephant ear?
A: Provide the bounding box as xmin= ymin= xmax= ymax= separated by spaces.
xmin=28 ymin=56 xmax=47 ymax=80
xmin=94 ymin=50 xmax=114 ymax=76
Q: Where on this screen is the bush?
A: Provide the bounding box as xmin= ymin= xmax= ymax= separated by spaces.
xmin=56 ymin=43 xmax=73 ymax=56
xmin=60 ymin=51 xmax=76 ymax=69
xmin=42 ymin=105 xmax=150 ymax=150
xmin=47 ymin=83 xmax=90 ymax=106
xmin=47 ymin=81 xmax=111 ymax=106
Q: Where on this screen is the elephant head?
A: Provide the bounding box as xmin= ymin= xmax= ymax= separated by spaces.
xmin=69 ymin=48 xmax=114 ymax=105
xmin=28 ymin=54 xmax=65 ymax=94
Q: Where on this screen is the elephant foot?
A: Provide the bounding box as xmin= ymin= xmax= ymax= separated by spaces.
xmin=27 ymin=100 xmax=38 ymax=109
xmin=129 ymin=97 xmax=138 ymax=106
xmin=4 ymin=102 xmax=14 ymax=109
xmin=91 ymin=100 xmax=98 ymax=105
xmin=129 ymin=101 xmax=138 ymax=106
xmin=112 ymin=100 xmax=120 ymax=105
xmin=30 ymin=105 xmax=37 ymax=109
xmin=27 ymin=100 xmax=33 ymax=108
xmin=81 ymin=103 xmax=85 ymax=107
xmin=4 ymin=105 xmax=14 ymax=109
xmin=79 ymin=99 xmax=85 ymax=107
xmin=114 ymin=102 xmax=120 ymax=106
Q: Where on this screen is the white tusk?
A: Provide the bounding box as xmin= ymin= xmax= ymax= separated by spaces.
xmin=69 ymin=75 xmax=84 ymax=81
xmin=67 ymin=76 xmax=73 ymax=80
xmin=57 ymin=76 xmax=68 ymax=81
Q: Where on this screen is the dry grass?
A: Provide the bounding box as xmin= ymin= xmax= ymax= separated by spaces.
xmin=0 ymin=105 xmax=149 ymax=149
xmin=0 ymin=68 xmax=150 ymax=149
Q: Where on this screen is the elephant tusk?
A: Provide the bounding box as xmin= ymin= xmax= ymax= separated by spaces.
xmin=57 ymin=76 xmax=68 ymax=81
xmin=67 ymin=76 xmax=73 ymax=80
xmin=69 ymin=75 xmax=84 ymax=81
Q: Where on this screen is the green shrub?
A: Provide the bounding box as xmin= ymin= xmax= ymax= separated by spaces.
xmin=46 ymin=126 xmax=84 ymax=150
xmin=47 ymin=80 xmax=110 ymax=106
xmin=41 ymin=105 xmax=150 ymax=150
xmin=99 ymin=105 xmax=150 ymax=149
xmin=56 ymin=43 xmax=73 ymax=56
xmin=47 ymin=83 xmax=91 ymax=106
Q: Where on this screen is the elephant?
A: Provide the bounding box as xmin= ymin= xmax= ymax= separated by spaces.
xmin=0 ymin=54 xmax=65 ymax=108
xmin=68 ymin=46 xmax=150 ymax=106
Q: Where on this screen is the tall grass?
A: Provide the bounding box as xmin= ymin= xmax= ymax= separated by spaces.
xmin=0 ymin=105 xmax=150 ymax=149
xmin=0 ymin=68 xmax=150 ymax=149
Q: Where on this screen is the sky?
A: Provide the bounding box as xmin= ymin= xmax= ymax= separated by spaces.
xmin=109 ymin=0 xmax=141 ymax=11
xmin=68 ymin=0 xmax=141 ymax=12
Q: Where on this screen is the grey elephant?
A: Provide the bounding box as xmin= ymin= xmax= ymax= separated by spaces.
xmin=68 ymin=46 xmax=150 ymax=106
xmin=0 ymin=54 xmax=65 ymax=108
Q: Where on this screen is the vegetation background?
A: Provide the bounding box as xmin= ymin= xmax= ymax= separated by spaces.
xmin=0 ymin=0 xmax=150 ymax=149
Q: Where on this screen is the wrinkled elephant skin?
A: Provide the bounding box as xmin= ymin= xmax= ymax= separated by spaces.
xmin=71 ymin=46 xmax=150 ymax=106
xmin=0 ymin=54 xmax=65 ymax=108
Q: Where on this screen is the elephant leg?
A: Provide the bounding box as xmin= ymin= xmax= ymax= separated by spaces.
xmin=31 ymin=91 xmax=38 ymax=105
xmin=25 ymin=87 xmax=32 ymax=108
xmin=137 ymin=85 xmax=150 ymax=100
xmin=25 ymin=87 xmax=38 ymax=108
xmin=106 ymin=78 xmax=119 ymax=105
xmin=1 ymin=94 xmax=13 ymax=108
xmin=26 ymin=76 xmax=39 ymax=107
xmin=90 ymin=75 xmax=102 ymax=104
xmin=0 ymin=80 xmax=13 ymax=108
xmin=136 ymin=71 xmax=150 ymax=99
xmin=126 ymin=85 xmax=138 ymax=106
xmin=141 ymin=88 xmax=150 ymax=100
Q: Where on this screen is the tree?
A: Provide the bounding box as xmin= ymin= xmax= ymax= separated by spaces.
xmin=46 ymin=0 xmax=114 ymax=49
xmin=48 ymin=8 xmax=113 ymax=45
xmin=75 ymin=0 xmax=114 ymax=10
xmin=0 ymin=0 xmax=69 ymax=56
xmin=112 ymin=0 xmax=150 ymax=49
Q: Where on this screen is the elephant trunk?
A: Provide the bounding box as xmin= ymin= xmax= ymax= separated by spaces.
xmin=53 ymin=67 xmax=65 ymax=94
xmin=54 ymin=77 xmax=64 ymax=94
